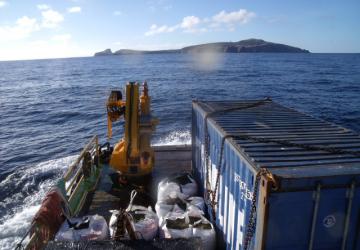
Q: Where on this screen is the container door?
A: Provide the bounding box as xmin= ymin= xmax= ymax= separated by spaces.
xmin=312 ymin=187 xmax=360 ymax=250
xmin=265 ymin=190 xmax=314 ymax=250
xmin=264 ymin=185 xmax=360 ymax=250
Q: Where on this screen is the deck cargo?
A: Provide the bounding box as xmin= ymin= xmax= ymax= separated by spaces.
xmin=191 ymin=99 xmax=360 ymax=250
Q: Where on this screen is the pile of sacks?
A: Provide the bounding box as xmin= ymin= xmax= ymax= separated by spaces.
xmin=156 ymin=173 xmax=216 ymax=250
xmin=109 ymin=190 xmax=159 ymax=241
xmin=55 ymin=214 xmax=108 ymax=241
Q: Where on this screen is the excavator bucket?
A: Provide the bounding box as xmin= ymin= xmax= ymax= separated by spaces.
xmin=107 ymin=90 xmax=125 ymax=139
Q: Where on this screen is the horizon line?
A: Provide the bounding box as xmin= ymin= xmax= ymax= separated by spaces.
xmin=1 ymin=52 xmax=360 ymax=62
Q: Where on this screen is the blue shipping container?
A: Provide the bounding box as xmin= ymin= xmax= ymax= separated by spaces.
xmin=191 ymin=99 xmax=360 ymax=250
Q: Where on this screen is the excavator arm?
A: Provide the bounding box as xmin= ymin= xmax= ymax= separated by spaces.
xmin=106 ymin=82 xmax=158 ymax=176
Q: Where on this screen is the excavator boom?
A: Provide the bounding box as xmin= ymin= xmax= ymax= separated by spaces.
xmin=106 ymin=82 xmax=157 ymax=176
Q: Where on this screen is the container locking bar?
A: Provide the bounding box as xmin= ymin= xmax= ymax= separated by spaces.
xmin=309 ymin=183 xmax=321 ymax=250
xmin=341 ymin=181 xmax=356 ymax=250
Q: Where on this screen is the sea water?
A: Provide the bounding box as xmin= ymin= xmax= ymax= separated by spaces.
xmin=0 ymin=53 xmax=359 ymax=249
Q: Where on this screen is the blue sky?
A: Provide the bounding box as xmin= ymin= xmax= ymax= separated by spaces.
xmin=0 ymin=0 xmax=359 ymax=60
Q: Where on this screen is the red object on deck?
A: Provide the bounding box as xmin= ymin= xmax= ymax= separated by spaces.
xmin=33 ymin=190 xmax=66 ymax=237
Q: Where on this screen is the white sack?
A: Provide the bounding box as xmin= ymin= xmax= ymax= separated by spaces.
xmin=55 ymin=214 xmax=108 ymax=241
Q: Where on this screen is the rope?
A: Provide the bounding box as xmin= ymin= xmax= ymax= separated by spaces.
xmin=126 ymin=190 xmax=138 ymax=212
xmin=15 ymin=224 xmax=34 ymax=250
xmin=232 ymin=134 xmax=360 ymax=157
xmin=243 ymin=169 xmax=271 ymax=250
xmin=203 ymin=99 xmax=271 ymax=214
xmin=201 ymin=98 xmax=359 ymax=249
xmin=204 ymin=98 xmax=359 ymax=210
xmin=208 ymin=134 xmax=232 ymax=219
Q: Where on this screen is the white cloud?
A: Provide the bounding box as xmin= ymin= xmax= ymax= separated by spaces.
xmin=0 ymin=6 xmax=65 ymax=43
xmin=41 ymin=9 xmax=64 ymax=28
xmin=144 ymin=16 xmax=201 ymax=36
xmin=212 ymin=9 xmax=255 ymax=25
xmin=37 ymin=4 xmax=50 ymax=10
xmin=180 ymin=16 xmax=200 ymax=29
xmin=0 ymin=1 xmax=7 ymax=8
xmin=68 ymin=6 xmax=81 ymax=13
xmin=52 ymin=34 xmax=71 ymax=43
xmin=0 ymin=5 xmax=80 ymax=60
xmin=145 ymin=24 xmax=178 ymax=36
xmin=0 ymin=16 xmax=40 ymax=41
xmin=144 ymin=8 xmax=255 ymax=36
xmin=1 ymin=37 xmax=92 ymax=60
xmin=147 ymin=0 xmax=172 ymax=12
xmin=36 ymin=6 xmax=65 ymax=28
xmin=113 ymin=10 xmax=123 ymax=16
xmin=16 ymin=16 xmax=37 ymax=27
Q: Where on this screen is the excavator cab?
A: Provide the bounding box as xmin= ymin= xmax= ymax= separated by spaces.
xmin=106 ymin=82 xmax=158 ymax=176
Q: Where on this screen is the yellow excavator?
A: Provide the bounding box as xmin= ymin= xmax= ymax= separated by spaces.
xmin=106 ymin=81 xmax=158 ymax=176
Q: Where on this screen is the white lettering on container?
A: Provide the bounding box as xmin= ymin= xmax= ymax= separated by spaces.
xmin=234 ymin=173 xmax=253 ymax=201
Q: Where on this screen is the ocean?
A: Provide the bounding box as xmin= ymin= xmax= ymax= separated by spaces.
xmin=0 ymin=53 xmax=359 ymax=249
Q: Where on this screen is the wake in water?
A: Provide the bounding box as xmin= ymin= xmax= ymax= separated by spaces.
xmin=0 ymin=130 xmax=190 ymax=250
xmin=153 ymin=130 xmax=191 ymax=146
xmin=0 ymin=156 xmax=76 ymax=250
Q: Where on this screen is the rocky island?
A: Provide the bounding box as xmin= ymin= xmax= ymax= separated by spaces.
xmin=94 ymin=48 xmax=113 ymax=56
xmin=94 ymin=38 xmax=309 ymax=56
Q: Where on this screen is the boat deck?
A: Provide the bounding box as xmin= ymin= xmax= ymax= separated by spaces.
xmin=45 ymin=145 xmax=203 ymax=250
xmin=45 ymin=238 xmax=203 ymax=250
xmin=80 ymin=145 xmax=192 ymax=222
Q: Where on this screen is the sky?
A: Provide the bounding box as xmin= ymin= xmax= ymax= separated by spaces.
xmin=0 ymin=0 xmax=359 ymax=60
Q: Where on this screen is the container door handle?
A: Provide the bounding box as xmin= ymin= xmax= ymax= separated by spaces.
xmin=341 ymin=181 xmax=356 ymax=250
xmin=309 ymin=183 xmax=321 ymax=250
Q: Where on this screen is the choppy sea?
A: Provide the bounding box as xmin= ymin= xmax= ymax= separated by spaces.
xmin=0 ymin=53 xmax=359 ymax=249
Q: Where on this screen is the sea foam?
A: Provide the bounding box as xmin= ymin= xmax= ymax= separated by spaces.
xmin=0 ymin=156 xmax=76 ymax=250
xmin=0 ymin=130 xmax=190 ymax=249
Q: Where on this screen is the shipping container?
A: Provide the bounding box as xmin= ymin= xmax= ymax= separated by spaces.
xmin=191 ymin=99 xmax=360 ymax=250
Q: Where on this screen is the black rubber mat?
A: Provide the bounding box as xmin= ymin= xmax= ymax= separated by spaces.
xmin=45 ymin=238 xmax=202 ymax=250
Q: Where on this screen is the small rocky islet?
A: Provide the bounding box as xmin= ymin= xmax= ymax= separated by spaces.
xmin=94 ymin=38 xmax=310 ymax=56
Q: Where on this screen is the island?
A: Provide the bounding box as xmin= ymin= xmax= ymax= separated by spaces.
xmin=94 ymin=39 xmax=309 ymax=56
xmin=94 ymin=48 xmax=113 ymax=56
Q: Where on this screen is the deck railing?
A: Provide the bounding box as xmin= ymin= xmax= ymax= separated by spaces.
xmin=64 ymin=135 xmax=100 ymax=215
xmin=16 ymin=135 xmax=101 ymax=250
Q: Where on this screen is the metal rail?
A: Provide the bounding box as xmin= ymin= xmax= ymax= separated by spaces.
xmin=16 ymin=135 xmax=100 ymax=250
xmin=341 ymin=181 xmax=356 ymax=250
xmin=64 ymin=135 xmax=98 ymax=180
xmin=308 ymin=183 xmax=321 ymax=250
xmin=65 ymin=135 xmax=100 ymax=215
xmin=64 ymin=136 xmax=98 ymax=193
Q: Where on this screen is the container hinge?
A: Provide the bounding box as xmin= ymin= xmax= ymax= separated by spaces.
xmin=206 ymin=134 xmax=232 ymax=219
xmin=243 ymin=168 xmax=276 ymax=250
